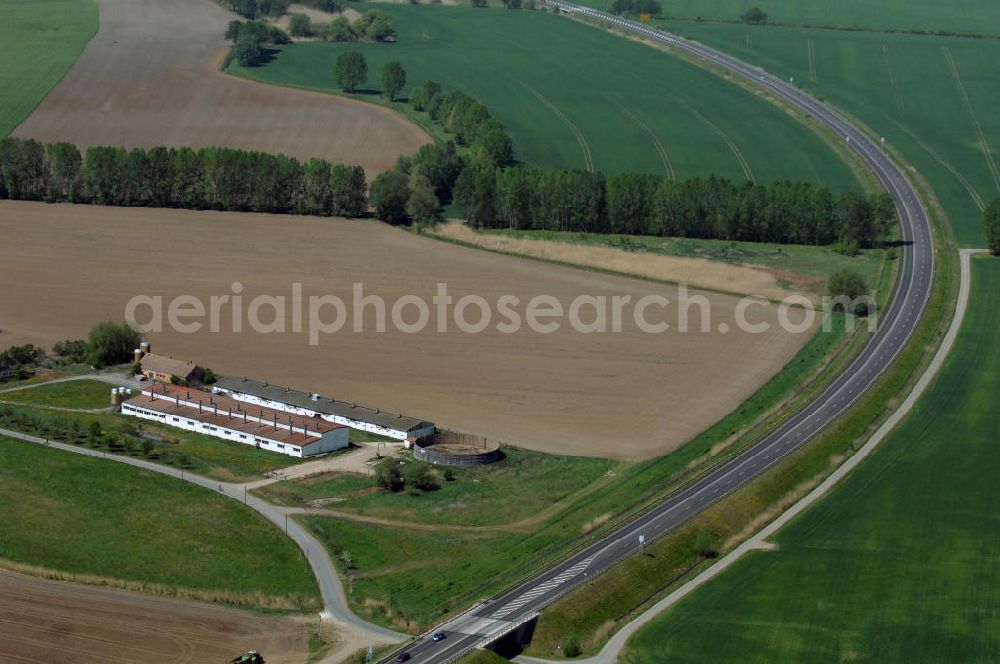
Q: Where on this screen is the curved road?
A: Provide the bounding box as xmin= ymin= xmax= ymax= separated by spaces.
xmin=393 ymin=4 xmax=936 ymax=663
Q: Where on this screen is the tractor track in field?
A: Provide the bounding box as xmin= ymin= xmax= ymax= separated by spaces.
xmin=882 ymin=44 xmax=906 ymax=114
xmin=608 ymin=96 xmax=676 ymax=179
xmin=895 ymin=122 xmax=986 ymax=211
xmin=520 ymin=82 xmax=594 ymax=171
xmin=942 ymin=46 xmax=1000 ymax=192
xmin=678 ymin=99 xmax=756 ymax=183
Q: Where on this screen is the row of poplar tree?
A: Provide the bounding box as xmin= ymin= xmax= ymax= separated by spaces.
xmin=0 ymin=134 xmax=895 ymax=248
xmin=0 ymin=139 xmax=367 ymax=217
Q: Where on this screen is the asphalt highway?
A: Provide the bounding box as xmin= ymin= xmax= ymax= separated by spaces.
xmin=390 ymin=4 xmax=936 ymax=662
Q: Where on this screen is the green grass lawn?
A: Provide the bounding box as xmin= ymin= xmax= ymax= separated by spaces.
xmin=573 ymin=0 xmax=1000 ymax=36
xmin=231 ymin=4 xmax=859 ymax=190
xmin=475 ymin=228 xmax=888 ymax=287
xmin=1 ymin=379 xmax=114 ymax=409
xmin=625 ymin=256 xmax=1000 ymax=663
xmin=303 ymin=516 xmax=520 ymax=630
xmin=661 ymin=22 xmax=1000 ymax=247
xmin=0 ymin=402 xmax=306 ymax=482
xmin=0 ymin=435 xmax=319 ymax=610
xmin=258 ymin=447 xmax=616 ymax=526
xmin=0 ymin=0 xmax=97 ymax=136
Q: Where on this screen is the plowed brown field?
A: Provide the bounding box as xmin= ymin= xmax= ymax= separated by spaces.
xmin=0 ymin=569 xmax=310 ymax=664
xmin=0 ymin=200 xmax=815 ymax=459
xmin=11 ymin=0 xmax=428 ymax=174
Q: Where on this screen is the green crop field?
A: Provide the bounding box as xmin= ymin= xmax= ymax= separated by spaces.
xmin=258 ymin=447 xmax=615 ymax=526
xmin=625 ymin=256 xmax=1000 ymax=663
xmin=574 ymin=0 xmax=1000 ymax=36
xmin=231 ymin=4 xmax=858 ymax=190
xmin=2 ymin=379 xmax=114 ymax=410
xmin=662 ymin=22 xmax=1000 ymax=247
xmin=0 ymin=435 xmax=320 ymax=610
xmin=0 ymin=0 xmax=97 ymax=136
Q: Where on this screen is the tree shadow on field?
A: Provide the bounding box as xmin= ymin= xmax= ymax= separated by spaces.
xmin=249 ymin=47 xmax=281 ymax=67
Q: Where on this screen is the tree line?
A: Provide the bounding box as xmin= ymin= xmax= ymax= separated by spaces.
xmin=366 ymin=80 xmax=517 ymax=228
xmin=374 ymin=149 xmax=895 ymax=248
xmin=2 ymin=67 xmax=895 ymax=251
xmin=0 ymin=138 xmax=367 ymax=217
xmin=609 ymin=0 xmax=662 ymax=18
xmin=218 ymin=0 xmax=291 ymax=19
xmin=225 ymin=19 xmax=290 ymax=67
xmin=985 ymin=199 xmax=1000 ymax=254
xmin=478 ymin=171 xmax=893 ymax=248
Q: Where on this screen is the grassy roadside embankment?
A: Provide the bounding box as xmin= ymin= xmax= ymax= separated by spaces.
xmin=525 ymin=175 xmax=956 ymax=658
xmin=287 ymin=296 xmax=894 ymax=633
xmin=624 ymin=255 xmax=1000 ymax=663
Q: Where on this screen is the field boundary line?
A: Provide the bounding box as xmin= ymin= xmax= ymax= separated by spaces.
xmin=881 ymin=44 xmax=905 ymax=114
xmin=678 ymin=99 xmax=756 ymax=183
xmin=514 ymin=249 xmax=988 ymax=664
xmin=519 ymin=82 xmax=594 ymax=171
xmin=941 ymin=47 xmax=1000 ymax=192
xmin=608 ymin=96 xmax=676 ymax=179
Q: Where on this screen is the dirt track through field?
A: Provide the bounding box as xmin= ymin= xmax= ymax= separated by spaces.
xmin=0 ymin=569 xmax=311 ymax=664
xmin=11 ymin=0 xmax=428 ymax=174
xmin=0 ymin=201 xmax=815 ymax=459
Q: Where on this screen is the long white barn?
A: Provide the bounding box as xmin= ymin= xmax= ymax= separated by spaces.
xmin=213 ymin=377 xmax=435 ymax=442
xmin=121 ymin=384 xmax=349 ymax=457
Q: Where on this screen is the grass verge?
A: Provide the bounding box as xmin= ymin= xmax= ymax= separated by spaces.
xmin=473 ymin=229 xmax=886 ymax=285
xmin=525 ymin=177 xmax=956 ymax=658
xmin=624 ymin=255 xmax=1000 ymax=663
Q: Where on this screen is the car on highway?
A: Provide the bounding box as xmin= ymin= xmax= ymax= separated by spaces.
xmin=394 ymin=652 xmax=411 ymax=662
xmin=432 ymin=632 xmax=447 ymax=642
